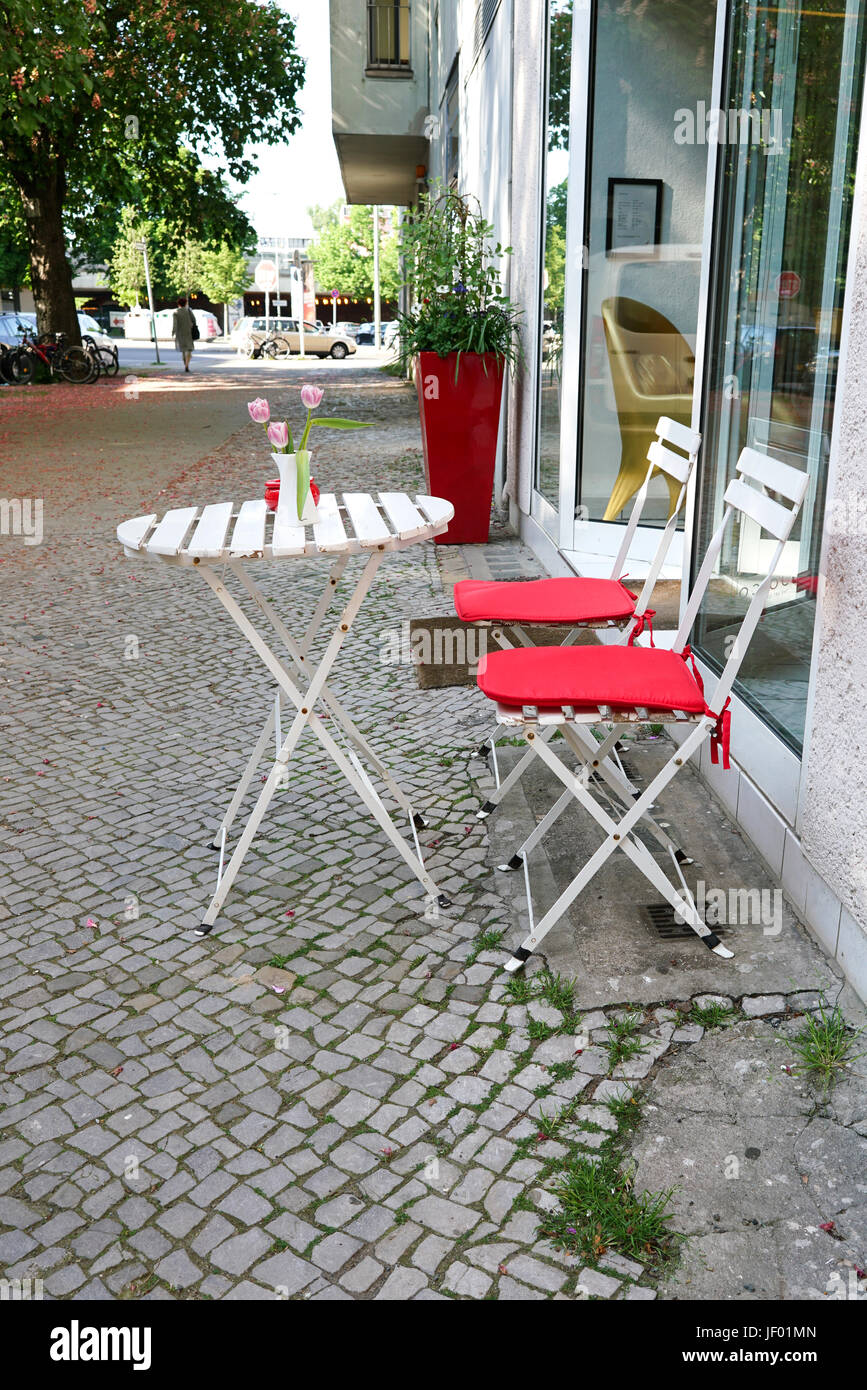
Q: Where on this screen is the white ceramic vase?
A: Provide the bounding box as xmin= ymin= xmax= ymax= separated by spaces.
xmin=271 ymin=451 xmax=319 ymax=526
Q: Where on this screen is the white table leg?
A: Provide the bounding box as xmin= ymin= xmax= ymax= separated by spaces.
xmin=231 ymin=562 xmax=426 ymax=828
xmin=194 ymin=559 xmax=448 ymax=934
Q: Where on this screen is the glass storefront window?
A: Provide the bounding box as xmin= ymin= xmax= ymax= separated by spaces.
xmin=694 ymin=0 xmax=866 ymax=753
xmin=535 ymin=0 xmax=573 ymax=514
xmin=578 ymin=1 xmax=716 ymax=525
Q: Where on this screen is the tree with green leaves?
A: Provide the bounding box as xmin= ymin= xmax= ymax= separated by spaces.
xmin=309 ymin=206 xmax=400 ymax=302
xmin=108 ymin=206 xmax=151 ymax=307
xmin=199 ymin=243 xmax=252 ymax=333
xmin=0 ymin=0 xmax=304 ymax=342
xmin=165 ymin=236 xmax=206 ymax=300
xmin=0 ymin=180 xmax=29 ymax=297
xmin=307 ymin=201 xmax=342 ymax=236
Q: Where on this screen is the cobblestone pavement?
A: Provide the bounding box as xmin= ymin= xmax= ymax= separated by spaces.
xmin=1 ymin=368 xmax=864 ymax=1301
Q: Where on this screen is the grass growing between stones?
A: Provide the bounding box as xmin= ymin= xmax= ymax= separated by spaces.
xmin=689 ymin=1000 xmax=739 ymax=1030
xmin=786 ymin=996 xmax=866 ymax=1095
xmin=464 ymin=929 xmax=504 ymax=966
xmin=543 ymin=1153 xmax=678 ymax=1268
xmin=504 ymin=968 xmax=580 ymax=1029
xmin=603 ymin=1010 xmax=646 ymax=1069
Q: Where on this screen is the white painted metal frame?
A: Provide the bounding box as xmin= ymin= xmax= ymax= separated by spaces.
xmin=483 ymin=448 xmax=808 ymax=972
xmin=473 ymin=416 xmax=700 ymax=814
xmin=530 ymin=0 xmax=592 ymax=541
xmin=117 ymin=491 xmax=454 ymax=936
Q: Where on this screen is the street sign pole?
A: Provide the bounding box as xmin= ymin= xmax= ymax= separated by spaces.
xmin=289 ymin=265 xmax=306 ymax=360
xmin=332 ymin=290 xmax=338 ymax=328
xmin=255 ymin=259 xmax=279 ymax=338
xmin=373 ymin=205 xmax=381 ymax=351
xmin=135 ymin=239 xmax=161 ymax=364
xmin=298 ymin=263 xmax=306 ymax=360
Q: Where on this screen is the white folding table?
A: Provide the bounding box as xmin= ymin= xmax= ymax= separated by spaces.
xmin=117 ymin=490 xmax=455 ymax=936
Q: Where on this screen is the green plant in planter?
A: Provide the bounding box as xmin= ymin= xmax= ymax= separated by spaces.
xmin=397 ymin=185 xmax=522 ymax=377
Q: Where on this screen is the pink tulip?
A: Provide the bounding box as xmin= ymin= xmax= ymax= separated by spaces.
xmin=247 ymin=397 xmax=270 ymax=423
xmin=267 ymin=420 xmax=289 ymax=450
xmin=300 ymin=385 xmax=324 ymax=410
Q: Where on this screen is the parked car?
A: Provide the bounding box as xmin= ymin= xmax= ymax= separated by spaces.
xmin=0 ymin=312 xmax=30 ymax=345
xmin=333 ymin=321 xmax=360 ymax=340
xmin=6 ymin=311 xmax=116 ymax=351
xmin=383 ymin=321 xmax=400 ymax=350
xmin=234 ymin=317 xmax=294 ymax=355
xmin=355 ymin=320 xmax=392 ymax=346
xmin=239 ymin=318 xmax=357 ymax=360
xmin=123 ymin=308 xmax=221 ymax=341
xmin=77 ymin=312 xmax=116 ymax=351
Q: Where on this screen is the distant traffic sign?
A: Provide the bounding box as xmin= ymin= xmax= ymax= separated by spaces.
xmin=776 ymin=270 xmax=801 ymax=300
xmin=254 ymin=259 xmax=279 ymax=292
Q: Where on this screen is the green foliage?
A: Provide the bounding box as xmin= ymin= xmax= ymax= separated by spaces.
xmin=689 ymin=1000 xmax=738 ymax=1030
xmin=108 ymin=207 xmax=151 ymax=307
xmin=397 ymin=187 xmax=522 ymax=369
xmin=199 ymin=242 xmax=252 ymax=317
xmin=165 ymin=236 xmax=206 ymax=299
xmin=786 ymin=996 xmax=866 ymax=1095
xmin=544 ymin=183 xmax=567 ymax=315
xmin=109 ymin=213 xmax=251 ymax=310
xmin=0 ymin=0 xmax=305 ymax=185
xmin=0 ymin=0 xmax=302 ymax=328
xmin=0 ymin=182 xmax=28 ymax=288
xmin=307 ymin=201 xmax=343 ymax=235
xmin=603 ymin=1011 xmax=647 ymax=1071
xmin=544 ymin=1152 xmax=678 ymax=1267
xmin=308 ymin=205 xmax=400 ymax=302
xmin=547 ymin=1 xmax=574 ymax=153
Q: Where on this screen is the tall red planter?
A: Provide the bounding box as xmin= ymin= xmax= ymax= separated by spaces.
xmin=415 ymin=350 xmax=505 ymax=544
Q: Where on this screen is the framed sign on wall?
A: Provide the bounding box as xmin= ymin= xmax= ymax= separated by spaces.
xmin=606 ymin=178 xmax=663 ymax=256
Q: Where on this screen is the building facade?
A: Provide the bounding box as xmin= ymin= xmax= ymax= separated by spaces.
xmin=330 ymin=0 xmax=867 ymax=1000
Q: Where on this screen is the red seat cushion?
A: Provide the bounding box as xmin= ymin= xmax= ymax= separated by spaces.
xmin=477 ymin=645 xmax=706 ymax=713
xmin=453 ymin=577 xmax=636 ymax=624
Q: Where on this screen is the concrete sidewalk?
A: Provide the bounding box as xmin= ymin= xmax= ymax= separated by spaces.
xmin=0 ymin=366 xmax=864 ymax=1301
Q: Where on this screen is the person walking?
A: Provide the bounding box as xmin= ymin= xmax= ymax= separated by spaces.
xmin=172 ymin=296 xmax=196 ymax=372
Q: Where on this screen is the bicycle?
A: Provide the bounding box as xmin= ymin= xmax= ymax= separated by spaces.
xmin=14 ymin=330 xmax=97 ymax=384
xmin=0 ymin=341 xmax=32 ymax=384
xmin=82 ymin=334 xmax=119 ymax=378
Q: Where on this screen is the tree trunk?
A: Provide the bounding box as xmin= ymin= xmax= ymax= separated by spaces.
xmin=18 ymin=165 xmax=81 ymax=345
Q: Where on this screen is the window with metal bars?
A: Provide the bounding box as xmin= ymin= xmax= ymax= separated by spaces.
xmin=473 ymin=0 xmax=501 ymax=59
xmin=367 ymin=0 xmax=411 ymax=70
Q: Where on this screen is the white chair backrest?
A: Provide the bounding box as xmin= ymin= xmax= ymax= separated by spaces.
xmin=674 ymin=445 xmax=808 ymax=709
xmin=610 ymin=415 xmax=702 ymax=617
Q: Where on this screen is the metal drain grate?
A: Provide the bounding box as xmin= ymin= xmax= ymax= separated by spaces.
xmin=615 ymin=757 xmax=641 ymax=787
xmin=643 ymin=902 xmax=734 ymax=940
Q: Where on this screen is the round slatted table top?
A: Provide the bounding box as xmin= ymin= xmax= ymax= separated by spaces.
xmin=117 ymin=491 xmax=454 ymax=564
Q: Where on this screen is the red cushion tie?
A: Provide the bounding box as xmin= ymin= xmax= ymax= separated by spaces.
xmin=680 ymin=644 xmax=704 ymax=698
xmin=627 ymin=609 xmax=655 ymax=647
xmin=707 ymin=697 xmax=732 ymax=770
xmin=679 ymin=647 xmax=731 ymax=770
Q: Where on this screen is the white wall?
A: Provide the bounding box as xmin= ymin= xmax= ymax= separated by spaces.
xmin=798 ymin=94 xmax=867 ymax=978
xmin=330 ymin=0 xmax=430 ymax=140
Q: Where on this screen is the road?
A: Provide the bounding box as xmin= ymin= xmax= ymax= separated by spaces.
xmin=116 ymin=338 xmax=394 ymax=375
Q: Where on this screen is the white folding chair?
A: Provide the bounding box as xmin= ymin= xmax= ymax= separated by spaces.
xmin=454 ymin=416 xmax=701 ymax=817
xmin=473 ymin=445 xmax=809 ymax=972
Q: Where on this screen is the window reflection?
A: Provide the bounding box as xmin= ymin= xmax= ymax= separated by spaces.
xmin=578 ymin=1 xmax=715 ymax=525
xmin=536 ymin=0 xmax=573 ymax=512
xmin=695 ymin=0 xmax=866 ymax=752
